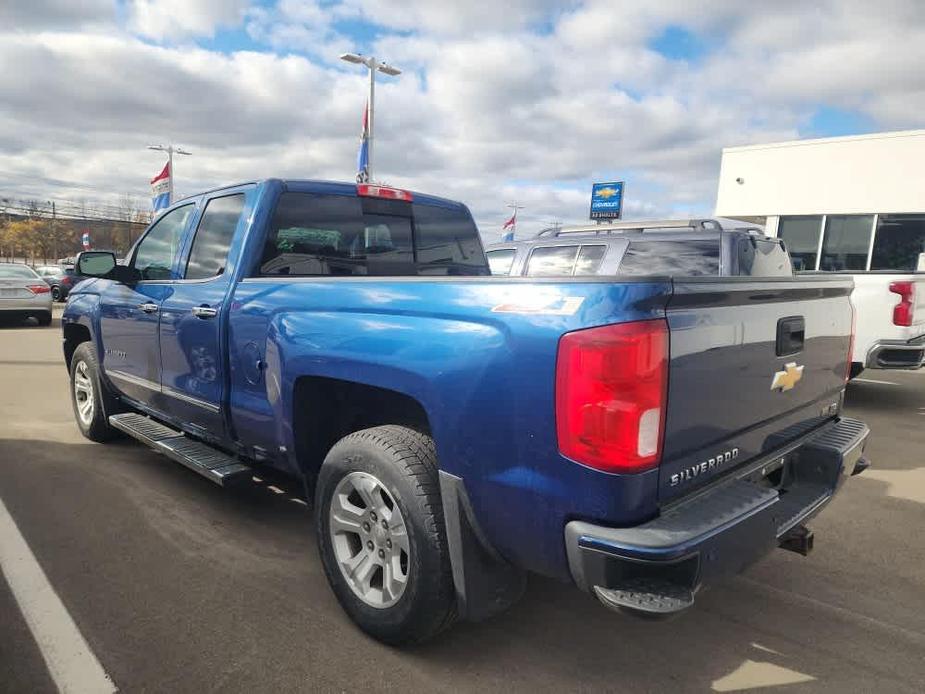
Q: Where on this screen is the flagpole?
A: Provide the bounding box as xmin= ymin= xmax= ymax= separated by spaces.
xmin=340 ymin=53 xmax=401 ymax=184
xmin=147 ymin=144 xmax=192 ymax=205
xmin=504 ymin=201 xmax=525 ymax=240
xmin=367 ymin=63 xmax=375 ymax=182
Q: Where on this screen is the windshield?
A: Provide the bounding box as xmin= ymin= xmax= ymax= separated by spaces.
xmin=0 ymin=265 xmax=40 ymax=279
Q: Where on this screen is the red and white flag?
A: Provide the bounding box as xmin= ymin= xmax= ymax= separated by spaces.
xmin=501 ymin=210 xmax=517 ymax=241
xmin=151 ymin=162 xmax=171 ymax=211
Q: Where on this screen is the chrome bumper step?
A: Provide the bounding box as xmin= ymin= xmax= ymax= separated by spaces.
xmin=109 ymin=413 xmax=251 ymax=486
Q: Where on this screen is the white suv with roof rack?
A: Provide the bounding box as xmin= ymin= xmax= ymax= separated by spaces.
xmin=486 ymin=218 xmax=791 ymax=278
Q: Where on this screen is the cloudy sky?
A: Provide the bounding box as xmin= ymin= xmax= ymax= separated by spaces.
xmin=1 ymin=0 xmax=922 ymax=239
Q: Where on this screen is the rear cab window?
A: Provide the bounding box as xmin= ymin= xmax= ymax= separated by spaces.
xmin=257 ymin=192 xmax=487 ymax=277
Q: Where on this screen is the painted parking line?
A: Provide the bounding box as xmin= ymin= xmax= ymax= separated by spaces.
xmin=0 ymin=496 xmax=116 ymax=694
xmin=852 ymin=378 xmax=899 ymax=386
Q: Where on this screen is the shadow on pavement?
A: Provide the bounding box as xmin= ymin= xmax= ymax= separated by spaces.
xmin=1 ymin=436 xmax=920 ymax=693
xmin=0 ymin=315 xmax=62 ymax=330
xmin=846 ymin=379 xmax=924 ymax=413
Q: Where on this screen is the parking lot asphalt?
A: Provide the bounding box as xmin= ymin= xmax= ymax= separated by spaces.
xmin=1 ymin=309 xmax=924 ymax=693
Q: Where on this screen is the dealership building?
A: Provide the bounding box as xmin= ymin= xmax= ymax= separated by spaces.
xmin=715 ymin=129 xmax=925 ymax=273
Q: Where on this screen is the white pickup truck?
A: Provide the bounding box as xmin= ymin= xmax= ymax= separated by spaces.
xmin=850 ymin=273 xmax=925 ymax=377
xmin=768 ymin=214 xmax=925 ymax=379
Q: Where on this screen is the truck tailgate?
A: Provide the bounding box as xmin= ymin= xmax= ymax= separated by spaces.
xmin=659 ymin=276 xmax=853 ymax=502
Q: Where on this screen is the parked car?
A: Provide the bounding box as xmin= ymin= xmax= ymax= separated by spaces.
xmin=63 ymin=180 xmax=867 ymax=645
xmin=486 ymin=219 xmax=792 ymax=277
xmin=35 ymin=264 xmax=79 ymax=301
xmin=0 ymin=263 xmax=53 ymax=325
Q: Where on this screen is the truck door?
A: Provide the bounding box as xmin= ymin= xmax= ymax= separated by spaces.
xmin=99 ymin=204 xmax=195 ymax=405
xmin=158 ymin=193 xmax=248 ymax=442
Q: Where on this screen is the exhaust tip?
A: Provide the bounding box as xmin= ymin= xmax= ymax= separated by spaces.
xmin=851 ymin=456 xmax=870 ymax=476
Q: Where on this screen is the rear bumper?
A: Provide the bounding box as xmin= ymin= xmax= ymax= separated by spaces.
xmin=865 ymin=336 xmax=925 ymax=369
xmin=0 ymin=295 xmax=53 ymax=312
xmin=564 ymin=417 xmax=869 ymax=615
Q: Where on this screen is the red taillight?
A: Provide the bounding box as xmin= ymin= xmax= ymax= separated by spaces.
xmin=556 ymin=319 xmax=668 ymax=474
xmin=889 ymin=281 xmax=915 ymax=327
xmin=27 ymin=284 xmax=50 ymax=295
xmin=357 ymin=184 xmax=413 ymax=202
xmin=61 ymin=275 xmax=73 ymax=286
xmin=846 ymin=300 xmax=856 ymax=381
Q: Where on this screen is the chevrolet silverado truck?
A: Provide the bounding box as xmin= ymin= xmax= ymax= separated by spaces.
xmin=63 ymin=179 xmax=869 ymax=644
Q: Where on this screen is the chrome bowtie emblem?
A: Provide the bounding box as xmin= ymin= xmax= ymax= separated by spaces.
xmin=771 ymin=362 xmax=804 ymax=392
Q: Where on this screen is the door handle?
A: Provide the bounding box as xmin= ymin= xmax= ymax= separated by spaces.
xmin=139 ymin=302 xmax=159 ymax=314
xmin=191 ymin=305 xmax=218 ymax=319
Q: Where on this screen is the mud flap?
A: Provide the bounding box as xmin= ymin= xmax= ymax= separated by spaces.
xmin=438 ymin=471 xmax=526 ymax=621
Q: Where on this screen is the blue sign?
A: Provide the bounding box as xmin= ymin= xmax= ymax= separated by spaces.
xmin=589 ymin=181 xmax=624 ymax=220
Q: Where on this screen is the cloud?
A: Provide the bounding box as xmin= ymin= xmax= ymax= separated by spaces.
xmin=0 ymin=0 xmax=115 ymax=30
xmin=1 ymin=0 xmax=924 ymax=240
xmin=128 ymin=0 xmax=250 ymax=40
xmin=343 ymin=0 xmax=568 ymax=35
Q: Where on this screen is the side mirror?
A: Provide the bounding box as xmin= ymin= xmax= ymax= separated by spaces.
xmin=75 ymin=251 xmax=117 ymax=277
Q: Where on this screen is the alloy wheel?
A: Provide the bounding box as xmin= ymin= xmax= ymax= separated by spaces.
xmin=73 ymin=360 xmax=95 ymax=426
xmin=329 ymin=471 xmax=411 ymax=608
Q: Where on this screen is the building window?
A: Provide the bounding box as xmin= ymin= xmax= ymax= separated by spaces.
xmin=777 ymin=216 xmax=822 ymax=271
xmin=819 ymin=215 xmax=873 ymax=271
xmin=871 ymin=215 xmax=925 ymax=271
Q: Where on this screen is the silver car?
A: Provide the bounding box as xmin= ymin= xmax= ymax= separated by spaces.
xmin=0 ymin=263 xmax=53 ymax=325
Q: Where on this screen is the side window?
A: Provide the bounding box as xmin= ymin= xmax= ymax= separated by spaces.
xmin=526 ymin=245 xmax=579 ymax=276
xmin=619 ymin=240 xmax=720 ymax=276
xmin=574 ymin=245 xmax=606 ymax=275
xmin=737 ymin=238 xmax=793 ymax=277
xmin=185 ymin=194 xmax=246 ymax=280
xmin=132 ymin=205 xmax=194 ymax=280
xmin=486 ymin=249 xmax=516 ymax=275
xmin=778 ymin=216 xmax=822 ymax=271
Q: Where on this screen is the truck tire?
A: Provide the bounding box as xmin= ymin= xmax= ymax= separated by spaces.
xmin=315 ymin=425 xmax=457 ymax=645
xmin=69 ymin=342 xmax=121 ymax=442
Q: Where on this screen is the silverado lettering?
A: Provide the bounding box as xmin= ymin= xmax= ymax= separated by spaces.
xmin=670 ymin=448 xmax=740 ymax=487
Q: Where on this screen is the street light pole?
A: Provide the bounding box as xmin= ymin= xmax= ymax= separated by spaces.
xmin=339 ymin=53 xmax=402 ymax=183
xmin=146 ymin=144 xmax=192 ymax=204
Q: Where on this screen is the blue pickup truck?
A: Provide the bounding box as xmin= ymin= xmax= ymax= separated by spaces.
xmin=63 ymin=179 xmax=869 ymax=644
